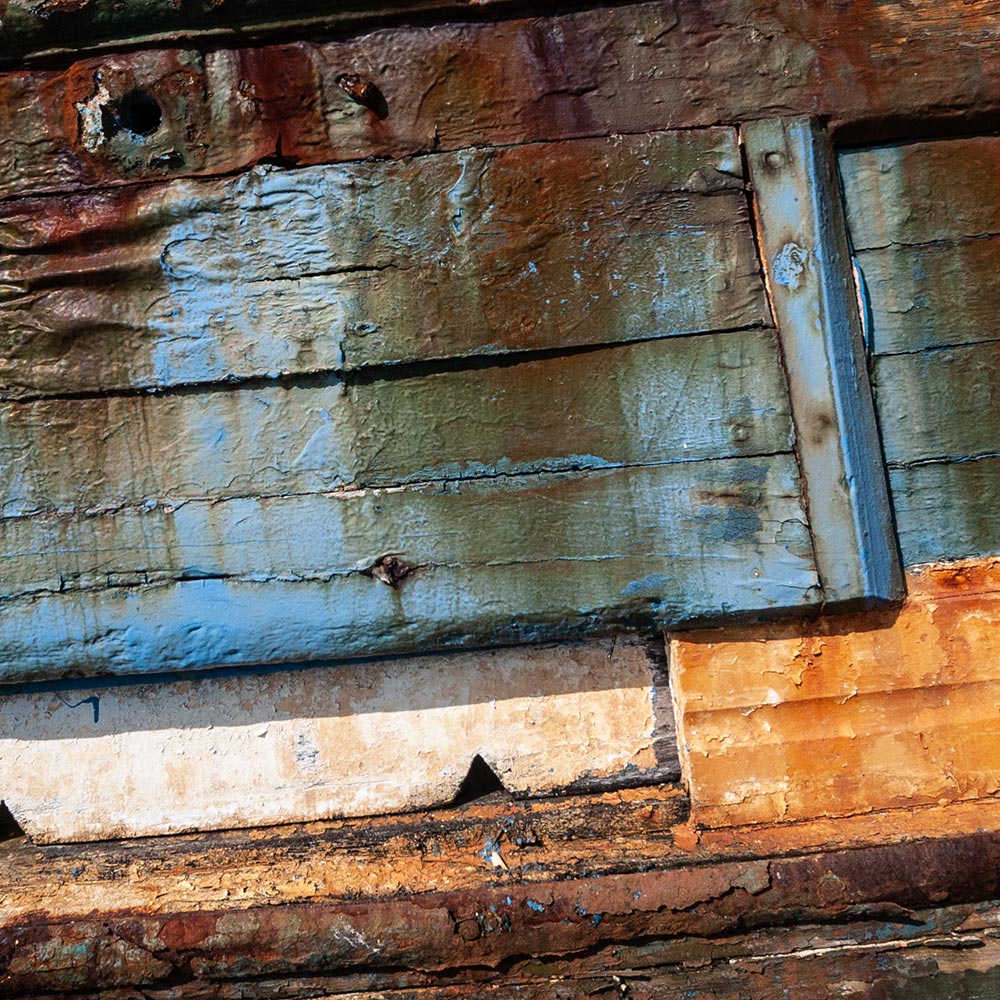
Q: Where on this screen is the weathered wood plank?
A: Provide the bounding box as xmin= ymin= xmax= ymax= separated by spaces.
xmin=0 ymin=453 xmax=810 ymax=600
xmin=0 ymin=635 xmax=674 ymax=842
xmin=3 ymin=817 xmax=1000 ymax=994
xmin=0 ymin=131 xmax=765 ymax=396
xmin=670 ymin=556 xmax=1000 ymax=827
xmin=890 ymin=459 xmax=1000 ymax=564
xmin=0 ymin=455 xmax=818 ymax=683
xmin=0 ymin=0 xmax=523 ymax=67
xmin=2 ymin=3 xmax=1000 ymax=197
xmin=875 ymin=340 xmax=1000 ymax=464
xmin=743 ymin=118 xmax=901 ymax=607
xmin=0 ymin=330 xmax=791 ymax=518
xmin=840 ymin=135 xmax=1000 ymax=251
xmin=855 ymin=237 xmax=1000 ymax=355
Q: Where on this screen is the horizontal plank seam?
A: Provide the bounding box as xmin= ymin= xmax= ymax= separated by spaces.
xmin=1 ymin=530 xmax=810 ymax=603
xmin=887 ymin=449 xmax=1000 ymax=470
xmin=694 ymin=790 xmax=1000 ymax=835
xmin=851 ymin=230 xmax=1000 ymax=253
xmin=0 ymin=322 xmax=773 ymax=403
xmin=682 ymin=675 xmax=1000 ymax=719
xmin=873 ymin=335 xmax=1000 ymax=360
xmin=0 ymin=447 xmax=800 ymax=523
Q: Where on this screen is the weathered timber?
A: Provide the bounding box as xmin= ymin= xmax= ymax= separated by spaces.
xmin=9 ymin=773 xmax=1000 ymax=928
xmin=840 ymin=135 xmax=1000 ymax=252
xmin=2 ymin=3 xmax=1000 ymax=196
xmin=890 ymin=459 xmax=1000 ymax=565
xmin=742 ymin=118 xmax=901 ymax=607
xmin=0 ymin=457 xmax=806 ymax=599
xmin=4 ymin=818 xmax=1000 ymax=993
xmin=875 ymin=341 xmax=1000 ymax=465
xmin=0 ymin=456 xmax=818 ymax=683
xmin=670 ymin=557 xmax=1000 ymax=827
xmin=0 ymin=635 xmax=677 ymax=842
xmin=0 ymin=331 xmax=791 ymax=517
xmin=854 ymin=238 xmax=1000 ymax=355
xmin=840 ymin=135 xmax=1000 ymax=564
xmin=0 ymin=130 xmax=765 ymax=396
xmin=0 ymin=0 xmax=526 ymax=67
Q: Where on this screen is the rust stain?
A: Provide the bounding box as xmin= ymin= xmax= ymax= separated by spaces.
xmin=671 ymin=555 xmax=1000 ymax=828
xmin=2 ymin=827 xmax=1000 ymax=991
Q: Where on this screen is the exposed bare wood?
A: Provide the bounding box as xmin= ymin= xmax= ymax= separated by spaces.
xmin=4 ymin=811 xmax=1000 ymax=993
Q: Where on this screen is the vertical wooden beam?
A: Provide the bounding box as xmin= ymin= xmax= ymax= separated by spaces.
xmin=743 ymin=117 xmax=902 ymax=607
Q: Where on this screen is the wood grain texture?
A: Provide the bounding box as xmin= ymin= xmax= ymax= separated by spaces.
xmin=0 ymin=454 xmax=810 ymax=602
xmin=840 ymin=135 xmax=1000 ymax=252
xmin=3 ymin=804 xmax=1000 ymax=994
xmin=890 ymin=458 xmax=1000 ymax=565
xmin=0 ymin=330 xmax=791 ymax=518
xmin=2 ymin=2 xmax=1000 ymax=197
xmin=670 ymin=556 xmax=1000 ymax=828
xmin=0 ymin=130 xmax=766 ymax=396
xmin=0 ymin=455 xmax=818 ymax=683
xmin=743 ymin=118 xmax=901 ymax=606
xmin=854 ymin=238 xmax=1000 ymax=355
xmin=875 ymin=341 xmax=1000 ymax=465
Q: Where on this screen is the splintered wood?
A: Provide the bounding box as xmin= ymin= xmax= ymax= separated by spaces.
xmin=671 ymin=557 xmax=1000 ymax=828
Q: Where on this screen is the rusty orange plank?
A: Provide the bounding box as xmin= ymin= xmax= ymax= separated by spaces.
xmin=670 ymin=555 xmax=1000 ymax=828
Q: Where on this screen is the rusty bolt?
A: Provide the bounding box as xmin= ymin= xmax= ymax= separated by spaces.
xmin=337 ymin=74 xmax=389 ymax=120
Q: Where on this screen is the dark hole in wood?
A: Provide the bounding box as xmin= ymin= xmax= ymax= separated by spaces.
xmin=452 ymin=754 xmax=508 ymax=806
xmin=0 ymin=801 xmax=24 ymax=842
xmin=118 ymin=89 xmax=162 ymax=136
xmin=336 ymin=73 xmax=389 ymax=120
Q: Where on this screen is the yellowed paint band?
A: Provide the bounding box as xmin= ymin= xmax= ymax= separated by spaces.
xmin=670 ymin=557 xmax=1000 ymax=828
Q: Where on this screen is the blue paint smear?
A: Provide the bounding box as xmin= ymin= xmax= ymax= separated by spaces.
xmin=621 ymin=573 xmax=671 ymax=598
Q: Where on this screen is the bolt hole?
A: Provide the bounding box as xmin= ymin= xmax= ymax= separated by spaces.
xmin=118 ymin=89 xmax=162 ymax=137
